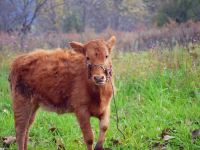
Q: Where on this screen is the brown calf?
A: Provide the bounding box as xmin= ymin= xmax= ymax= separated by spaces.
xmin=9 ymin=36 xmax=116 ymax=150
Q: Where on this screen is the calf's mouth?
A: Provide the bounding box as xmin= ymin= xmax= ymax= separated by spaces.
xmin=95 ymin=80 xmax=106 ymax=86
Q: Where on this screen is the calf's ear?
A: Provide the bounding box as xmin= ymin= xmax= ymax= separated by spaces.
xmin=69 ymin=41 xmax=85 ymax=54
xmin=107 ymin=36 xmax=116 ymax=53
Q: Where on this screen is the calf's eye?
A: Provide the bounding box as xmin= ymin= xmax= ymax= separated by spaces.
xmin=86 ymin=57 xmax=90 ymax=60
xmin=106 ymin=55 xmax=108 ymax=58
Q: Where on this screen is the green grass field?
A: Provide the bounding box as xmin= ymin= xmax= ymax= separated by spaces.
xmin=0 ymin=48 xmax=200 ymax=150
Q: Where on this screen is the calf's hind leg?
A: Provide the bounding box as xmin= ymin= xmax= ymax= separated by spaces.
xmin=13 ymin=95 xmax=38 ymax=150
xmin=24 ymin=103 xmax=38 ymax=150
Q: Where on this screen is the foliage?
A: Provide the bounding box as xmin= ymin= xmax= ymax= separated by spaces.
xmin=155 ymin=0 xmax=200 ymax=26
xmin=0 ymin=47 xmax=200 ymax=149
xmin=62 ymin=13 xmax=84 ymax=33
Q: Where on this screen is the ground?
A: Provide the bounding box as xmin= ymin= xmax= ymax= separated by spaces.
xmin=0 ymin=47 xmax=200 ymax=149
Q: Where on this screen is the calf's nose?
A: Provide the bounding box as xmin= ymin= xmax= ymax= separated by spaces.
xmin=93 ymin=75 xmax=105 ymax=82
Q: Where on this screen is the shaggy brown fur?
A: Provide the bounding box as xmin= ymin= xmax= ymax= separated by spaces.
xmin=9 ymin=36 xmax=116 ymax=150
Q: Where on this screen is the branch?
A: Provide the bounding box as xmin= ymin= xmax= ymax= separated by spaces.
xmin=41 ymin=2 xmax=66 ymax=14
xmin=27 ymin=0 xmax=48 ymax=27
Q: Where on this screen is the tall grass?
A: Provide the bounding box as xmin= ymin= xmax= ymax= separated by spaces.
xmin=0 ymin=47 xmax=199 ymax=149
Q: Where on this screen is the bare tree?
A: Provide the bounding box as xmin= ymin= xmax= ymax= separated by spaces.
xmin=0 ymin=0 xmax=48 ymax=35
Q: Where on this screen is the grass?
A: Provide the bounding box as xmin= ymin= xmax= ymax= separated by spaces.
xmin=0 ymin=47 xmax=200 ymax=150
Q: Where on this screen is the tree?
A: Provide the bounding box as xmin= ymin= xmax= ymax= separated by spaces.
xmin=0 ymin=0 xmax=48 ymax=34
xmin=35 ymin=0 xmax=65 ymax=32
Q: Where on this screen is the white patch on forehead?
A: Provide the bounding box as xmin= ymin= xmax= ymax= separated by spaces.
xmin=105 ymin=47 xmax=109 ymax=55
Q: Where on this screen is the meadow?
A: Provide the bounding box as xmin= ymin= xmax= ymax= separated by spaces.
xmin=0 ymin=47 xmax=200 ymax=150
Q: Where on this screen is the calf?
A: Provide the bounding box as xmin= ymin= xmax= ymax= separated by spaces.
xmin=9 ymin=36 xmax=116 ymax=150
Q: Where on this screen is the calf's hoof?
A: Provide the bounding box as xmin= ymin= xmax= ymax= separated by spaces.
xmin=94 ymin=143 xmax=103 ymax=150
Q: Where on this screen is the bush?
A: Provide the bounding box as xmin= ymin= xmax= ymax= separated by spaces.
xmin=1 ymin=20 xmax=200 ymax=52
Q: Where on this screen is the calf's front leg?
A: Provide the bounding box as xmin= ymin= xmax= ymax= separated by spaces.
xmin=75 ymin=109 xmax=94 ymax=150
xmin=95 ymin=106 xmax=110 ymax=150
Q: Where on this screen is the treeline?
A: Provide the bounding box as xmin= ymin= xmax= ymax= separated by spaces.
xmin=1 ymin=0 xmax=200 ymax=52
xmin=0 ymin=0 xmax=146 ymax=34
xmin=1 ymin=0 xmax=200 ymax=34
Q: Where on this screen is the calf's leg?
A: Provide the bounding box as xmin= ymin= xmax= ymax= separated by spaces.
xmin=95 ymin=107 xmax=110 ymax=150
xmin=24 ymin=103 xmax=38 ymax=150
xmin=75 ymin=109 xmax=94 ymax=150
xmin=13 ymin=95 xmax=38 ymax=150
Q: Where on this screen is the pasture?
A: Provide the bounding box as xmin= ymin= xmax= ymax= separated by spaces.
xmin=0 ymin=47 xmax=200 ymax=149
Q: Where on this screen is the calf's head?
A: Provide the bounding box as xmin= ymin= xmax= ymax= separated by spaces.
xmin=70 ymin=36 xmax=116 ymax=85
